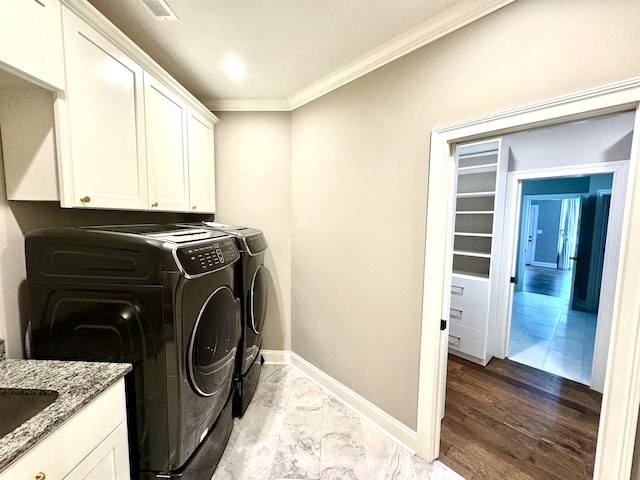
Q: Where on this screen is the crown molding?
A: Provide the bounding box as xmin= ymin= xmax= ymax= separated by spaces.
xmin=205 ymin=98 xmax=292 ymax=112
xmin=204 ymin=0 xmax=515 ymax=112
xmin=287 ymin=0 xmax=516 ymax=110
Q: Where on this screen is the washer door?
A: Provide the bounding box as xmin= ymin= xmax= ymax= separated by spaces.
xmin=188 ymin=286 xmax=240 ymax=397
xmin=249 ymin=265 xmax=268 ymax=335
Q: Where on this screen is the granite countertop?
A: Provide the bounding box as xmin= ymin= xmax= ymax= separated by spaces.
xmin=0 ymin=352 xmax=131 ymax=472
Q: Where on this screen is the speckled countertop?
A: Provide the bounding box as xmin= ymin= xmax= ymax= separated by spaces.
xmin=0 ymin=346 xmax=131 ymax=472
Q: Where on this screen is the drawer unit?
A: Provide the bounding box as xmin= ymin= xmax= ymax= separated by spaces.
xmin=448 ymin=323 xmax=486 ymax=362
xmin=450 ymin=273 xmax=489 ymax=302
xmin=449 ymin=295 xmax=488 ymax=331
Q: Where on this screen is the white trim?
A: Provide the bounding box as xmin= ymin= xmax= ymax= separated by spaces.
xmin=261 ymin=350 xmax=418 ymax=451
xmin=197 ymin=0 xmax=515 ymax=112
xmin=287 ymin=0 xmax=515 ymax=110
xmin=417 ymin=76 xmax=640 ymax=480
xmin=289 ymin=352 xmax=418 ymax=452
xmin=260 ymin=349 xmax=291 ymax=365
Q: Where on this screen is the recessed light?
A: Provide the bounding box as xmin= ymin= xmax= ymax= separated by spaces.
xmin=225 ymin=57 xmax=246 ymax=80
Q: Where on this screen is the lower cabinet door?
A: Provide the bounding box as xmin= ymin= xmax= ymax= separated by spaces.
xmin=64 ymin=423 xmax=130 ymax=480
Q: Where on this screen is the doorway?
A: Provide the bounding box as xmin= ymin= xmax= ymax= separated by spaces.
xmin=416 ymin=80 xmax=640 ymax=480
xmin=507 ymin=175 xmax=613 ymax=388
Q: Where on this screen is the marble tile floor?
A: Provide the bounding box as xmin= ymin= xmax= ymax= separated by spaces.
xmin=508 ymin=291 xmax=597 ymax=385
xmin=212 ymin=364 xmax=464 ymax=480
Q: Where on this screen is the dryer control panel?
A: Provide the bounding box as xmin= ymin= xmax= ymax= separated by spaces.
xmin=245 ymin=233 xmax=267 ymax=255
xmin=175 ymin=238 xmax=240 ymax=276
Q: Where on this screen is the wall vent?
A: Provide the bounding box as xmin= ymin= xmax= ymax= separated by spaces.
xmin=141 ymin=0 xmax=178 ymax=21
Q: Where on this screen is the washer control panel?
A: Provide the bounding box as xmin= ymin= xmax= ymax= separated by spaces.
xmin=245 ymin=233 xmax=267 ymax=255
xmin=176 ymin=237 xmax=240 ymax=275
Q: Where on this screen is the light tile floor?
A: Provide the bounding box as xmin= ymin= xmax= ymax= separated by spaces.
xmin=508 ymin=291 xmax=597 ymax=385
xmin=212 ymin=364 xmax=464 ymax=480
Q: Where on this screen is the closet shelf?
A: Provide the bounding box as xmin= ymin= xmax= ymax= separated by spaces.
xmin=452 ymin=269 xmax=490 ymax=279
xmin=457 ymin=163 xmax=498 ymax=176
xmin=454 ymin=232 xmax=493 ymax=238
xmin=455 ymin=210 xmax=494 ymax=215
xmin=456 ymin=191 xmax=496 ymax=198
xmin=453 ymin=250 xmax=492 ymax=259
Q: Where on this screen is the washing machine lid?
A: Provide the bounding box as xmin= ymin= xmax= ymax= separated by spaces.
xmin=84 ymin=224 xmax=228 ymax=244
xmin=198 ymin=222 xmax=267 ymax=255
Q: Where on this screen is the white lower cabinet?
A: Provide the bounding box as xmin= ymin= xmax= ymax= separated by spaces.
xmin=0 ymin=380 xmax=130 ymax=480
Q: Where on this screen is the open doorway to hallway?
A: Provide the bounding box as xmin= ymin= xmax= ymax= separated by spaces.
xmin=507 ymin=175 xmax=612 ymax=386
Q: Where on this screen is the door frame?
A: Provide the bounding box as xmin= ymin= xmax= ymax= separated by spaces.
xmin=495 ymin=162 xmax=628 ymax=394
xmin=416 ymin=77 xmax=640 ymax=480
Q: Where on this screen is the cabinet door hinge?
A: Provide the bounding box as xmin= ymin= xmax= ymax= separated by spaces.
xmin=440 ymin=319 xmax=447 ymax=331
xmin=510 ymin=276 xmax=516 ymax=284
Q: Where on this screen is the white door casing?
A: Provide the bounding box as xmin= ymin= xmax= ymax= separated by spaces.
xmin=417 ymin=77 xmax=640 ymax=480
xmin=496 ymin=163 xmax=627 ymax=395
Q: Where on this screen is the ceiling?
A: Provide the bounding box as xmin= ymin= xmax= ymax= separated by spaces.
xmin=85 ymin=0 xmax=514 ymax=111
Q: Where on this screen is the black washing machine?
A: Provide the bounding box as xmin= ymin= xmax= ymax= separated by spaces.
xmin=180 ymin=222 xmax=268 ymax=417
xmin=26 ymin=224 xmax=242 ymax=480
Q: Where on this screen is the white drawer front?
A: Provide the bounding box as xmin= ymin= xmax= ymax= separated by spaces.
xmin=448 ymin=323 xmax=486 ymax=361
xmin=450 ymin=274 xmax=489 ymax=302
xmin=449 ymin=296 xmax=488 ymax=330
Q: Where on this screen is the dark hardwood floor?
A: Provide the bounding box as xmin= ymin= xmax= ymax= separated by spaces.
xmin=439 ymin=355 xmax=602 ymax=480
xmin=523 ymin=265 xmax=573 ymax=298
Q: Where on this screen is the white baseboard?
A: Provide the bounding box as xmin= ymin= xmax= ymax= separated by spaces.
xmin=260 ymin=349 xmax=291 ymax=365
xmin=289 ymin=351 xmax=417 ymax=453
xmin=259 ymin=350 xmax=417 ymax=451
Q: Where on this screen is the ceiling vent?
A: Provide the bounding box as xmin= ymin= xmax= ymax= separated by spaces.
xmin=141 ymin=0 xmax=178 ymax=21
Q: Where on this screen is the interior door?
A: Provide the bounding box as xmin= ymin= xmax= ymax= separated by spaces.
xmin=571 ymin=197 xmax=591 ymax=311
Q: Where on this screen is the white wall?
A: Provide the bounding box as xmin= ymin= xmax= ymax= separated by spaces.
xmin=290 ymin=0 xmax=640 ymax=431
xmin=212 ymin=112 xmax=292 ymax=351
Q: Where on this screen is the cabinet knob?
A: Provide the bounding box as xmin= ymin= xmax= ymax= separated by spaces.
xmin=80 ymin=196 xmax=91 ymax=203
xmin=192 ymin=205 xmax=197 ymax=210
xmin=36 ymin=473 xmax=46 ymax=480
xmin=151 ymin=202 xmax=159 ymax=208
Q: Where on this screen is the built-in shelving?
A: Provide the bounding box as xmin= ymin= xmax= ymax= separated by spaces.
xmin=448 ymin=138 xmax=507 ymax=365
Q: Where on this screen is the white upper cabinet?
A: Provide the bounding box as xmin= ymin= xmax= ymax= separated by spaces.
xmin=59 ymin=7 xmax=148 ymax=210
xmin=144 ymin=72 xmax=190 ymax=211
xmin=0 ymin=0 xmax=65 ymax=90
xmin=0 ymin=0 xmax=218 ymax=212
xmin=187 ymin=107 xmax=216 ymax=213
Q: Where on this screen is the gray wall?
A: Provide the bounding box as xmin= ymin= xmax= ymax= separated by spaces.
xmin=212 ymin=111 xmax=292 ymax=351
xmin=289 ymin=0 xmax=640 ymax=431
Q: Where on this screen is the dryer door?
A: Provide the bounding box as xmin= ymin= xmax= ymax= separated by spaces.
xmin=249 ymin=265 xmax=268 ymax=335
xmin=188 ymin=286 xmax=241 ymax=397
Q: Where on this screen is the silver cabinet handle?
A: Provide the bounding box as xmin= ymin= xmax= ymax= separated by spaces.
xmin=450 ymin=308 xmax=462 ymax=319
xmin=451 ymin=285 xmax=464 ymax=295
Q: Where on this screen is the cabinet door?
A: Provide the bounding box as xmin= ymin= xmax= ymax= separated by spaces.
xmin=64 ymin=422 xmax=130 ymax=480
xmin=144 ymin=73 xmax=189 ymax=211
xmin=187 ymin=107 xmax=216 ymax=213
xmin=60 ymin=8 xmax=147 ymax=210
xmin=0 ymin=0 xmax=65 ymax=90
